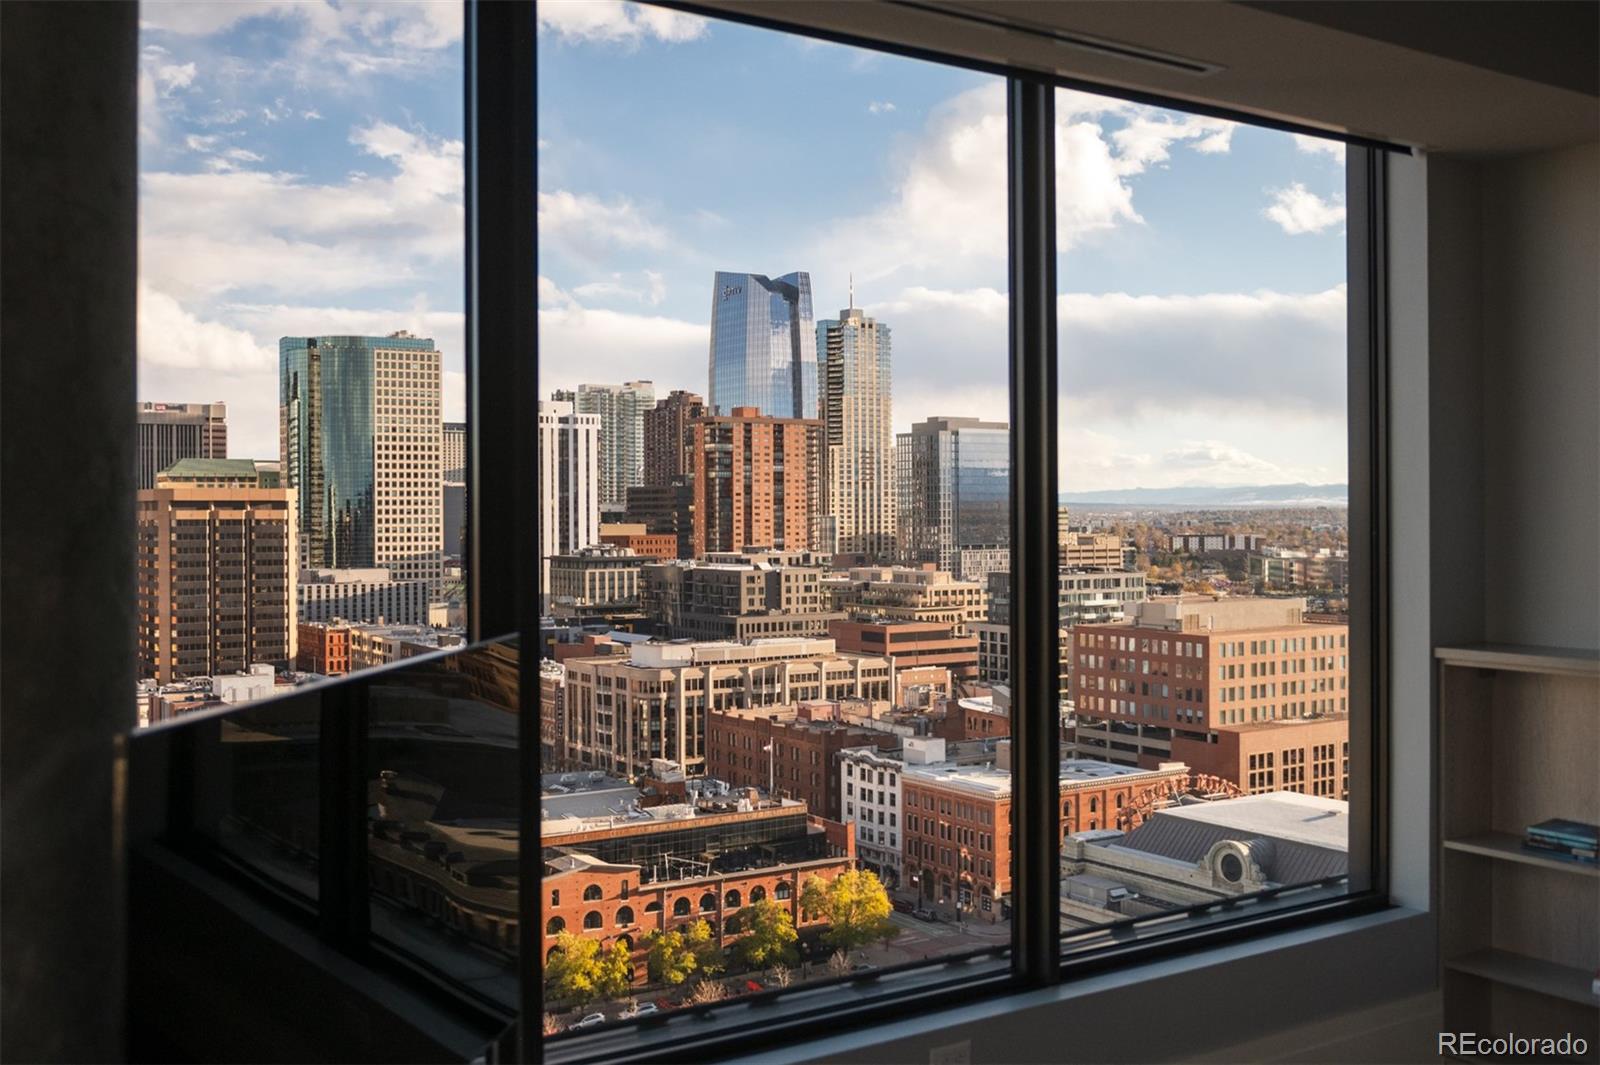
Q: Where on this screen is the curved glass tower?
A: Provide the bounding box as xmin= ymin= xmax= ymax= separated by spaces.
xmin=708 ymin=270 xmax=816 ymax=418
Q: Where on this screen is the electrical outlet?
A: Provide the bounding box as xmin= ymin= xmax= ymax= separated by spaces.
xmin=930 ymin=1039 xmax=971 ymax=1065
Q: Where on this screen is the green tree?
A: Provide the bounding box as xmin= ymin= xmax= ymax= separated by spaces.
xmin=645 ymin=919 xmax=721 ymax=986
xmin=802 ymin=870 xmax=896 ymax=953
xmin=735 ymin=897 xmax=798 ymax=969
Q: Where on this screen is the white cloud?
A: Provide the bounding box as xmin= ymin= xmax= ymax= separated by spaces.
xmin=142 ymin=0 xmax=457 ymax=49
xmin=572 ymin=270 xmax=668 ymax=307
xmin=1264 ymin=183 xmax=1345 ymax=235
xmin=141 ymin=120 xmax=463 ymax=303
xmin=1162 ymin=440 xmax=1286 ymax=477
xmin=817 ymin=84 xmax=1240 ymax=289
xmin=868 ymin=101 xmax=897 ymax=115
xmin=1059 ymin=285 xmax=1347 ymax=415
xmin=1292 ymin=133 xmax=1346 ymax=163
xmin=538 ymin=276 xmax=706 ymax=396
xmin=538 ymin=190 xmax=669 ymax=260
xmin=536 ymin=0 xmax=707 ymax=45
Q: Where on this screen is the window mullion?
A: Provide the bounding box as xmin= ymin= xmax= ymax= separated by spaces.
xmin=1005 ymin=76 xmax=1061 ymax=985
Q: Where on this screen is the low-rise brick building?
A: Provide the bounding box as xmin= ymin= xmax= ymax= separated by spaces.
xmin=706 ymin=701 xmax=900 ymax=819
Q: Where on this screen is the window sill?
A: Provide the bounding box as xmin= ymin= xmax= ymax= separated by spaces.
xmin=722 ymin=905 xmax=1435 ymax=1064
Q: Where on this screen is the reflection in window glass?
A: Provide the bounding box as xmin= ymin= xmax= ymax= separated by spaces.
xmin=537 ymin=2 xmax=1009 ymax=1037
xmin=1050 ymin=87 xmax=1351 ymax=934
xmin=134 ymin=1 xmax=466 ymax=725
xmin=368 ymin=641 xmax=521 ymax=1009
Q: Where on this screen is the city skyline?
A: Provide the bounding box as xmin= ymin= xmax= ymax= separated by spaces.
xmin=137 ymin=1 xmax=1348 ymax=492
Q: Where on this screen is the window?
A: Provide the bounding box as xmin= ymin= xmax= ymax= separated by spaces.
xmin=123 ymin=2 xmax=1388 ymax=1055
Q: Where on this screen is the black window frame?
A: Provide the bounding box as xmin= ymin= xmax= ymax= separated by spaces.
xmin=494 ymin=1 xmax=1397 ymax=1060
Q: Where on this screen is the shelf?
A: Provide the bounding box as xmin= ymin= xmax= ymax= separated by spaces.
xmin=1435 ymin=643 xmax=1599 ymax=678
xmin=1443 ymin=832 xmax=1600 ymax=878
xmin=1446 ymin=949 xmax=1600 ymax=1007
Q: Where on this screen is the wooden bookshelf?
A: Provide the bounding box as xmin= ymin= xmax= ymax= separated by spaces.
xmin=1436 ymin=645 xmax=1599 ymax=1048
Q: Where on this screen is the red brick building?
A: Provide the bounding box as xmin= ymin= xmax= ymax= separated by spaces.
xmin=828 ymin=620 xmax=979 ymax=694
xmin=690 ymin=407 xmax=821 ymax=555
xmin=1073 ymin=597 xmax=1349 ymax=775
xmin=541 ymin=797 xmax=854 ymax=978
xmin=1171 ymin=714 xmax=1349 ymax=798
xmin=706 ymin=702 xmax=899 ymax=820
xmin=902 ymin=754 xmax=1189 ymax=920
xmin=295 ymin=620 xmax=350 ymax=676
xmin=599 ymin=523 xmax=679 ymax=560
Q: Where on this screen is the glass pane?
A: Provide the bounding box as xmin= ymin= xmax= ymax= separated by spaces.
xmin=134 ymin=0 xmax=466 ymax=725
xmin=367 ymin=641 xmax=521 ymax=1010
xmin=192 ymin=689 xmax=324 ymax=902
xmin=537 ymin=1 xmax=1009 ymax=1039
xmin=1052 ymin=87 xmax=1353 ymax=937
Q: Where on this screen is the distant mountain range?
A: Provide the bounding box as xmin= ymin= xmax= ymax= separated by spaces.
xmin=1058 ymin=483 xmax=1349 ymax=507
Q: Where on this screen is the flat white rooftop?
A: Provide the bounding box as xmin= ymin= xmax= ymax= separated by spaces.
xmin=1153 ymin=791 xmax=1348 ymax=850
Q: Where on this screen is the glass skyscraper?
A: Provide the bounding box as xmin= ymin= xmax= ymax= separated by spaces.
xmin=280 ymin=333 xmax=443 ymax=588
xmin=895 ymin=416 xmax=1010 ymax=573
xmin=707 ymin=270 xmax=817 ymax=419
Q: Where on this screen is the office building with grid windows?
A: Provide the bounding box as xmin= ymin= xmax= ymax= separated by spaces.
xmin=279 ymin=333 xmax=443 ymax=592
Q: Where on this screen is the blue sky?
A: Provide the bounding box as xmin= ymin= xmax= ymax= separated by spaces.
xmin=138 ymin=0 xmax=1349 ymax=491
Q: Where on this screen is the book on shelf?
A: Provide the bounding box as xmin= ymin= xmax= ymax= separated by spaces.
xmin=1523 ymin=818 xmax=1599 ymax=864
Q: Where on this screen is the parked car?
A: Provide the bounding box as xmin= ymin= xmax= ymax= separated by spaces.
xmin=620 ymin=1002 xmax=658 ymax=1019
xmin=569 ymin=1013 xmax=607 ymax=1030
xmin=851 ymin=963 xmax=878 ymax=974
xmin=911 ymin=907 xmax=936 ymax=922
xmin=890 ymin=897 xmax=914 ymax=914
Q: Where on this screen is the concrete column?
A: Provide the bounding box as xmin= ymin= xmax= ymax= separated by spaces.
xmin=1 ymin=3 xmax=137 ymax=1060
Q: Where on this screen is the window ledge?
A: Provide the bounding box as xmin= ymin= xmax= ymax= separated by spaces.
xmin=726 ymin=906 xmax=1434 ymax=1064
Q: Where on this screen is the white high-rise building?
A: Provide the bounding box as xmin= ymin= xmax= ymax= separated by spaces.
xmin=442 ymin=421 xmax=466 ymax=482
xmin=539 ymin=400 xmax=600 ymax=599
xmin=818 ymin=302 xmax=894 ymax=559
xmin=563 ymin=381 xmax=653 ymax=508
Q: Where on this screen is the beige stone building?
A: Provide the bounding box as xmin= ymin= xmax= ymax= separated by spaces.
xmin=561 ymin=637 xmax=892 ymax=777
xmin=136 ymin=465 xmax=296 ymax=683
xmin=826 ymin=565 xmax=988 ymax=633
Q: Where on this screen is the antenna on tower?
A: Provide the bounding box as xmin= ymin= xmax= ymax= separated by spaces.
xmin=848 ymin=272 xmax=854 ymax=311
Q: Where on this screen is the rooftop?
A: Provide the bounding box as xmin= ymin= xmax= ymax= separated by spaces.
xmin=1145 ymin=792 xmax=1348 ymax=850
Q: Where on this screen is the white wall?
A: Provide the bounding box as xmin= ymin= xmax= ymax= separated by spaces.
xmin=1479 ymin=143 xmax=1600 ymax=649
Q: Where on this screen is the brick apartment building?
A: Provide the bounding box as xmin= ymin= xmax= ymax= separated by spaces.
xmin=706 ymin=701 xmax=900 ymax=819
xmin=599 ymin=522 xmax=679 ymax=560
xmin=690 ymin=406 xmax=821 ymax=555
xmin=828 ymin=619 xmax=979 ymax=692
xmin=1072 ymin=597 xmax=1350 ymax=788
xmin=1173 ymin=714 xmax=1350 ymax=799
xmin=901 ymin=752 xmax=1190 ymax=920
xmin=296 ymin=620 xmax=351 ymax=676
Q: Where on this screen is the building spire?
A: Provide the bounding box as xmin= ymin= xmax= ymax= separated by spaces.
xmin=848 ymin=272 xmax=854 ymax=311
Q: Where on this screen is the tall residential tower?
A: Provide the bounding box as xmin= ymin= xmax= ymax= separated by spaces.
xmin=707 ymin=270 xmax=816 ymax=418
xmin=538 ymin=400 xmax=601 ymax=598
xmin=564 ymin=381 xmax=653 ymax=507
xmin=817 ymin=300 xmax=894 ymax=559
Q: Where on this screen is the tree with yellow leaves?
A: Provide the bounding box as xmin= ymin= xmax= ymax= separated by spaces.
xmin=800 ymin=869 xmax=896 ymax=953
xmin=544 ymin=932 xmax=633 ymax=1006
